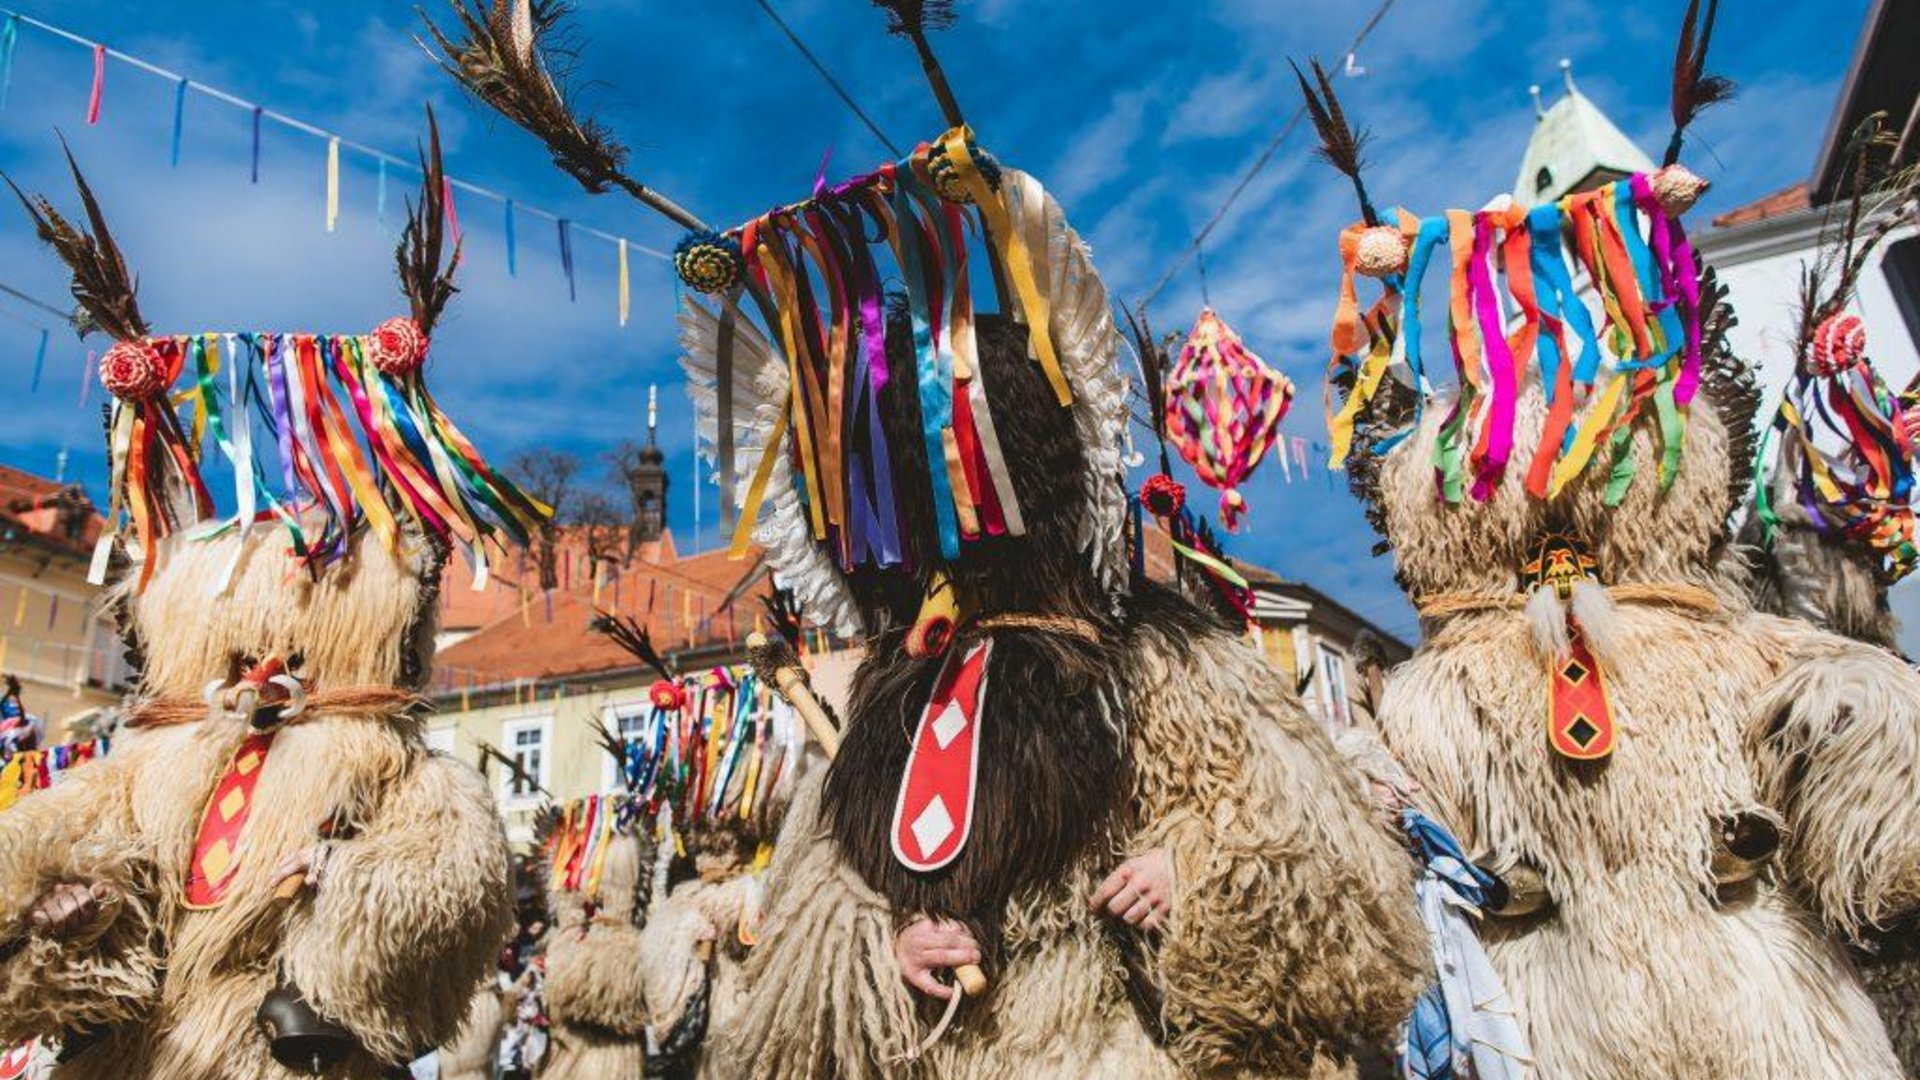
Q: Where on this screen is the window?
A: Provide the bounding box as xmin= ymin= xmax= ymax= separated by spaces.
xmin=1316 ymin=642 xmax=1352 ymax=729
xmin=1534 ymin=166 xmax=1554 ymax=195
xmin=601 ymin=706 xmax=651 ymax=793
xmin=499 ymin=718 xmax=551 ymax=803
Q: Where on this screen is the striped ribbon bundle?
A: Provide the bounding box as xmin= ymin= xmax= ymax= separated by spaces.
xmin=0 ymin=736 xmax=108 ymax=812
xmin=1164 ymin=307 xmax=1294 ymax=532
xmin=548 ymin=667 xmax=804 ymax=896
xmin=1755 ymin=337 xmax=1918 ymax=581
xmin=682 ymin=127 xmax=1067 ymax=570
xmin=96 ymin=325 xmax=548 ymax=588
xmin=1326 ymin=172 xmax=1704 ymax=506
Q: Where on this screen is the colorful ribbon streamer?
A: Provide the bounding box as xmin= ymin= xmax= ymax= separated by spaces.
xmin=1324 ymin=173 xmax=1703 ymax=508
xmin=168 ymin=76 xmax=187 ymax=167
xmin=85 ymin=43 xmax=103 ymax=125
xmin=1 ymin=14 xmax=21 ymax=111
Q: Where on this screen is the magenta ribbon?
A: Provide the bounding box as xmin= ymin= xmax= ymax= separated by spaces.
xmin=1467 ymin=214 xmax=1517 ymax=500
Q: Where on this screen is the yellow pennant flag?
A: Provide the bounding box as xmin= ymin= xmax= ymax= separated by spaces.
xmin=325 ymin=138 xmax=341 ymax=233
xmin=618 ymin=238 xmax=631 ymax=327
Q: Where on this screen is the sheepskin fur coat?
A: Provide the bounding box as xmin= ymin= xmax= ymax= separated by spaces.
xmin=0 ymin=526 xmax=514 ymax=1079
xmin=1363 ymin=295 xmax=1920 ymax=1077
xmin=698 ymin=296 xmax=1426 ymax=1078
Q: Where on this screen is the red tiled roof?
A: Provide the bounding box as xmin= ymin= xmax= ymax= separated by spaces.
xmin=432 ymin=541 xmax=772 ymax=686
xmin=0 ymin=464 xmax=104 ymax=557
xmin=1712 ymin=182 xmax=1811 ymax=229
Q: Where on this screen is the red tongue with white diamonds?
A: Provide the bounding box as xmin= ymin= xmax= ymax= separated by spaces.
xmin=891 ymin=639 xmax=993 ymax=873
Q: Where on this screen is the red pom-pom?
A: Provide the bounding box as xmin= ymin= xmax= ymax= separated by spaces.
xmin=1141 ymin=473 xmax=1186 ymax=518
xmin=1810 ymin=314 xmax=1866 ymax=377
xmin=98 ymin=340 xmax=168 ymax=401
xmin=650 ymin=679 xmax=688 ymax=711
xmin=367 ymin=317 xmax=429 ymax=376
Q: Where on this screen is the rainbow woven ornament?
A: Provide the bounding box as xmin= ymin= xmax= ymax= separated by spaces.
xmin=98 ymin=325 xmax=548 ymax=587
xmin=1755 ymin=315 xmax=1918 ymax=582
xmin=1164 ymin=307 xmax=1293 ymax=532
xmin=1324 ymin=168 xmax=1706 ymax=506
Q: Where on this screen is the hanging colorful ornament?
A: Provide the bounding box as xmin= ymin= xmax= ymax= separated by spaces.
xmin=1140 ymin=473 xmax=1186 ymax=519
xmin=98 ymin=340 xmax=169 ymax=400
xmin=1809 ymin=313 xmax=1866 ymax=377
xmin=1353 ymin=225 xmax=1409 ymax=278
xmin=1522 ymin=533 xmax=1616 ymax=761
xmin=673 ymin=231 xmax=745 ymax=295
xmin=1756 ymin=313 xmax=1918 ymax=582
xmin=925 ymin=135 xmax=1001 ymax=203
xmin=367 ymin=316 xmax=429 ymax=376
xmin=1164 ymin=307 xmax=1293 ymax=532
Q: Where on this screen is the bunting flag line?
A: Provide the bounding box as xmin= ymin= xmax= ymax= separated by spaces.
xmin=1323 ymin=168 xmax=1707 ymax=507
xmin=0 ymin=736 xmax=110 ymax=813
xmin=0 ymin=8 xmax=669 ymax=328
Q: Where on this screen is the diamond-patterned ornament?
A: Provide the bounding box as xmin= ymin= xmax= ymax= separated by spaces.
xmin=1548 ymin=631 xmax=1615 ymax=760
xmin=185 ymin=732 xmax=278 ymax=909
xmin=891 ymin=640 xmax=994 ymax=873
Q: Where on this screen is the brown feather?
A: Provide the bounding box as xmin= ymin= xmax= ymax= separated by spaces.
xmin=1664 ymin=0 xmax=1735 ymax=166
xmin=417 ymin=1 xmax=707 ymax=230
xmin=868 ymin=0 xmax=957 ymax=36
xmin=4 ymin=139 xmax=148 ymax=341
xmin=590 ymin=608 xmax=673 ymax=679
xmin=396 ymin=106 xmax=460 ymax=337
xmin=1291 ymin=58 xmax=1379 ymax=226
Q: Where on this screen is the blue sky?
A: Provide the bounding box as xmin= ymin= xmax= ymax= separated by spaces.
xmin=0 ymin=0 xmax=1872 ymax=640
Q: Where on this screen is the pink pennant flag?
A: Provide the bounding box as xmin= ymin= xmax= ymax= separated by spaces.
xmin=86 ymin=44 xmax=104 ymax=125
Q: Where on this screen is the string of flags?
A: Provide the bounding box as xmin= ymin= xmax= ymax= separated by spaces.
xmin=0 ymin=7 xmax=666 ymax=331
xmin=0 ymin=735 xmax=109 ymax=812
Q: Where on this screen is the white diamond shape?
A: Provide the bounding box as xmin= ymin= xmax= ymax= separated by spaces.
xmin=910 ymin=796 xmax=956 ymax=857
xmin=931 ymin=702 xmax=969 ymax=750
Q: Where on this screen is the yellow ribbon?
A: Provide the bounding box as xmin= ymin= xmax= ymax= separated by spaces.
xmin=945 ymin=128 xmax=1072 ymax=407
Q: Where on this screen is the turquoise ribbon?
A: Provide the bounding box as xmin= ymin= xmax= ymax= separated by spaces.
xmin=890 ymin=171 xmax=960 ymax=559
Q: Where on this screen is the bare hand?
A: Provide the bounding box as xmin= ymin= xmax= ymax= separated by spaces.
xmin=1091 ymin=849 xmax=1173 ymax=932
xmin=29 ymin=882 xmax=113 ymax=938
xmin=894 ymin=918 xmax=980 ymax=1001
xmin=272 ymin=843 xmax=333 ymax=894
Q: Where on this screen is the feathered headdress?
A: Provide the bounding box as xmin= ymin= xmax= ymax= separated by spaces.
xmin=8 ymin=112 xmax=548 ymax=590
xmin=1753 ymin=114 xmax=1920 ymax=581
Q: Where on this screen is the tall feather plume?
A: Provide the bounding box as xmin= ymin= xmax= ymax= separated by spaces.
xmin=590 ymin=715 xmax=633 ymax=780
xmin=417 ymin=0 xmax=708 ymax=230
xmin=759 ymin=580 xmax=805 ymax=648
xmin=4 ymin=139 xmax=148 ymax=341
xmin=397 ymin=105 xmax=460 ymax=337
xmin=1292 ymin=58 xmax=1379 ymax=226
xmin=1664 ymin=0 xmax=1735 ymax=167
xmin=869 ymin=0 xmax=958 ymax=35
xmin=591 ymin=608 xmax=674 ymax=679
xmin=1121 ymin=303 xmax=1174 ymax=473
xmin=1792 ymin=114 xmax=1919 ymax=367
xmin=865 ymin=0 xmax=967 ymax=128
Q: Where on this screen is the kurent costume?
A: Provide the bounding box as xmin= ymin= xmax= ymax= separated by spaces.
xmin=422 ymin=3 xmax=1427 ymax=1076
xmin=1733 ymin=130 xmax=1920 ymax=1075
xmin=0 ymin=124 xmax=542 ymax=1078
xmin=1317 ymin=11 xmax=1920 ymax=1075
xmin=533 ymin=643 xmax=810 ymax=1079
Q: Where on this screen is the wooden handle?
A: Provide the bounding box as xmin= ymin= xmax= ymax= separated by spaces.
xmin=954 ymin=963 xmax=988 ymax=997
xmin=274 ymin=874 xmax=307 ymax=903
